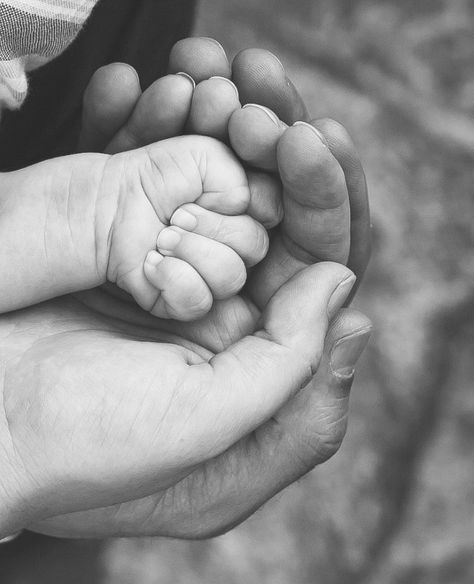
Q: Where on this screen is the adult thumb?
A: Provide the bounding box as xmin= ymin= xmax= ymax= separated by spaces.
xmin=198 ymin=262 xmax=356 ymax=459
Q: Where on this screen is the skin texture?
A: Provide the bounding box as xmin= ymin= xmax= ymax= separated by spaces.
xmin=0 ymin=137 xmax=269 ymax=321
xmin=0 ymin=39 xmax=372 ymax=539
xmin=0 ymin=262 xmax=361 ymax=538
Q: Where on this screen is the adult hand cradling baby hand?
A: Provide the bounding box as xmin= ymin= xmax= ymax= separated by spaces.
xmin=0 ymin=40 xmax=372 ymax=539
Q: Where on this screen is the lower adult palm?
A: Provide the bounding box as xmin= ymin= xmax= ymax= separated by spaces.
xmin=0 ymin=262 xmax=354 ymax=536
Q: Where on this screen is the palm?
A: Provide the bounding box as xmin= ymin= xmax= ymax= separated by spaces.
xmin=2 ymin=288 xmax=265 ymax=517
xmin=15 ymin=288 xmax=350 ymax=539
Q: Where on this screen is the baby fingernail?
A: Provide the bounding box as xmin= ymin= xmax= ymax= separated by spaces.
xmin=293 ymin=121 xmax=328 ymax=146
xmin=210 ymin=76 xmax=239 ymax=98
xmin=157 ymin=228 xmax=181 ymax=253
xmin=328 ymin=273 xmax=356 ymax=317
xmin=243 ymin=103 xmax=280 ymax=126
xmin=170 ymin=208 xmax=197 ymax=231
xmin=176 ymin=72 xmax=196 ymax=89
xmin=330 ymin=328 xmax=372 ymax=378
xmin=145 ymin=250 xmax=164 ymax=268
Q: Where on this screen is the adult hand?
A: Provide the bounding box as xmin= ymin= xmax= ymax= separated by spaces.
xmin=0 ymin=39 xmax=372 ymax=539
xmin=0 ymin=262 xmax=361 ymax=538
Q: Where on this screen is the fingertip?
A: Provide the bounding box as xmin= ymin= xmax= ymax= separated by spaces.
xmin=311 ymin=118 xmax=357 ymax=156
xmin=327 ymin=271 xmax=357 ymax=317
xmin=169 ymin=37 xmax=231 ymax=82
xmin=228 ymin=105 xmax=284 ymax=171
xmin=107 ymin=74 xmax=194 ymax=152
xmin=209 ymin=76 xmax=239 ymax=98
xmin=136 ymin=74 xmax=194 ymax=139
xmin=292 ymin=121 xmax=328 ymax=147
xmin=328 ymin=312 xmax=372 ymax=379
xmin=232 ymin=49 xmax=309 ymax=124
xmin=277 ymin=123 xmax=347 ymax=209
xmin=85 ymin=63 xmax=141 ymax=103
xmin=80 ymin=63 xmax=141 ymax=151
xmin=188 ymin=77 xmax=241 ymax=140
xmin=232 ymin=48 xmax=285 ymax=86
xmin=176 ymin=71 xmax=196 ymax=89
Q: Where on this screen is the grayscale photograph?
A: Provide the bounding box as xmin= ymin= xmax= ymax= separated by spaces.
xmin=0 ymin=1 xmax=473 ymax=583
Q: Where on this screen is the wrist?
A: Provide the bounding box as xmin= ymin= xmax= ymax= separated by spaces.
xmin=45 ymin=152 xmax=114 ymax=287
xmin=0 ymin=153 xmax=112 ymax=311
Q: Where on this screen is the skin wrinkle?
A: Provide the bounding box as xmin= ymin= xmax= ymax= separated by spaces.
xmin=150 ymin=146 xmax=201 ymax=220
xmin=284 ymin=203 xmax=349 ymax=242
xmin=157 ymin=428 xmax=281 ymax=539
xmin=64 ymin=171 xmax=77 ymax=273
xmin=105 ymin=151 xmax=162 ymax=285
xmin=158 ymin=364 xmax=218 ymax=465
xmin=42 ymin=175 xmax=56 ymax=272
xmin=1 ymin=336 xmax=59 ymax=506
xmin=143 ymin=149 xmax=173 ymax=223
xmin=99 ymin=155 xmax=120 ymax=283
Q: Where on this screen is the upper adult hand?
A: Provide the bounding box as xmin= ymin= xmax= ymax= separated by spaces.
xmin=169 ymin=39 xmax=371 ymax=290
xmin=80 ymin=38 xmax=370 ymax=288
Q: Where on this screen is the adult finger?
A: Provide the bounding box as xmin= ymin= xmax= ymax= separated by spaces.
xmin=187 ymin=77 xmax=241 ymax=141
xmin=79 ymin=63 xmax=141 ymax=152
xmin=169 ymin=37 xmax=231 ymax=82
xmin=232 ymin=48 xmax=310 ymax=124
xmin=246 ymin=123 xmax=351 ymax=310
xmin=105 ymin=74 xmax=195 ymax=153
xmin=228 ymin=104 xmax=286 ymax=171
xmin=312 ymin=119 xmax=372 ymax=291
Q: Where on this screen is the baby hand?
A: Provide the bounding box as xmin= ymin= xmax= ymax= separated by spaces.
xmin=104 ymin=135 xmax=268 ymax=321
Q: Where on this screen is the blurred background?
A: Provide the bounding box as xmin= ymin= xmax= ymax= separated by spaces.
xmin=1 ymin=0 xmax=473 ymax=582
